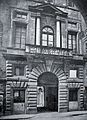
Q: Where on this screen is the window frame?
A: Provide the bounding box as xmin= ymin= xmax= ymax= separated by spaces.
xmin=13 ymin=64 xmax=25 ymax=76
xmin=14 ymin=22 xmax=27 ymax=49
xmin=13 ymin=89 xmax=25 ymax=103
xmin=69 ymin=88 xmax=78 ymax=101
xmin=69 ymin=69 xmax=77 ymax=78
xmin=12 ymin=9 xmax=28 ymax=49
xmin=67 ymin=31 xmax=77 ymax=52
xmin=41 ymin=26 xmax=54 ymax=47
xmin=69 ymin=68 xmax=79 ymax=78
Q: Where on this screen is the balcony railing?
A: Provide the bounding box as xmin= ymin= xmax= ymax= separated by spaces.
xmin=25 ymin=44 xmax=73 ymax=57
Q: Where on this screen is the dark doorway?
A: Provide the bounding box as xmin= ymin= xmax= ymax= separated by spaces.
xmin=37 ymin=72 xmax=58 ymax=112
xmin=46 ymin=86 xmax=58 ymax=111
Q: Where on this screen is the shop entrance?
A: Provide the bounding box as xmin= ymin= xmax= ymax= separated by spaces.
xmin=13 ymin=89 xmax=25 ymax=114
xmin=37 ymin=72 xmax=58 ymax=112
xmin=69 ymin=88 xmax=78 ymax=111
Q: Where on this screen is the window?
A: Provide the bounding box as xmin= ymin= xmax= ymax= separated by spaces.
xmin=42 ymin=26 xmax=54 ymax=47
xmin=13 ymin=89 xmax=25 ymax=103
xmin=68 ymin=32 xmax=77 ymax=52
xmin=14 ymin=65 xmax=25 ymax=76
xmin=14 ymin=23 xmax=26 ymax=49
xmin=69 ymin=89 xmax=78 ymax=101
xmin=70 ymin=69 xmax=77 ymax=78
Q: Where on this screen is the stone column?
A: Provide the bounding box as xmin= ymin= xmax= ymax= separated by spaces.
xmin=56 ymin=20 xmax=60 ymax=47
xmin=36 ymin=17 xmax=40 ymax=45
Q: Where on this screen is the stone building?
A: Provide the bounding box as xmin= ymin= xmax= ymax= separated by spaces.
xmin=0 ymin=0 xmax=87 ymax=115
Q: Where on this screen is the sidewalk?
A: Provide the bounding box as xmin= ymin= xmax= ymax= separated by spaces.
xmin=57 ymin=110 xmax=87 ymax=117
xmin=0 ymin=111 xmax=87 ymax=120
xmin=0 ymin=114 xmax=35 ymax=120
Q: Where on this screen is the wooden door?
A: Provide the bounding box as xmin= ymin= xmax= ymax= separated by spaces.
xmin=46 ymin=87 xmax=58 ymax=111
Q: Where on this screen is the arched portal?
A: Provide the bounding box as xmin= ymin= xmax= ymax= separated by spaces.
xmin=37 ymin=72 xmax=58 ymax=112
xmin=28 ymin=63 xmax=68 ymax=113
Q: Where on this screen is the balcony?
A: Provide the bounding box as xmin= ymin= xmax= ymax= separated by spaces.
xmin=25 ymin=44 xmax=73 ymax=57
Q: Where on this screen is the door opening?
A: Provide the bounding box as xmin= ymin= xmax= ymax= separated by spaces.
xmin=13 ymin=89 xmax=25 ymax=114
xmin=37 ymin=72 xmax=58 ymax=112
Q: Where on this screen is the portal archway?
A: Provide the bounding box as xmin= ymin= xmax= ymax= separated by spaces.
xmin=37 ymin=72 xmax=58 ymax=112
xmin=28 ymin=63 xmax=68 ymax=113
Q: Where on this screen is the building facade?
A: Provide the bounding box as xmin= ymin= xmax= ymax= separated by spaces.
xmin=0 ymin=0 xmax=87 ymax=115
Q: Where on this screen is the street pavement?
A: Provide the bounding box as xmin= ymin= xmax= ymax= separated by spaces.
xmin=1 ymin=111 xmax=87 ymax=120
xmin=29 ymin=112 xmax=87 ymax=120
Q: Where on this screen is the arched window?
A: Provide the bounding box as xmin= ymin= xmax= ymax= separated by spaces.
xmin=42 ymin=26 xmax=54 ymax=47
xmin=0 ymin=21 xmax=3 ymax=46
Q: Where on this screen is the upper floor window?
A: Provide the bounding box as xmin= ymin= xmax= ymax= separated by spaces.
xmin=13 ymin=65 xmax=25 ymax=76
xmin=42 ymin=26 xmax=54 ymax=47
xmin=14 ymin=23 xmax=26 ymax=49
xmin=68 ymin=31 xmax=77 ymax=52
